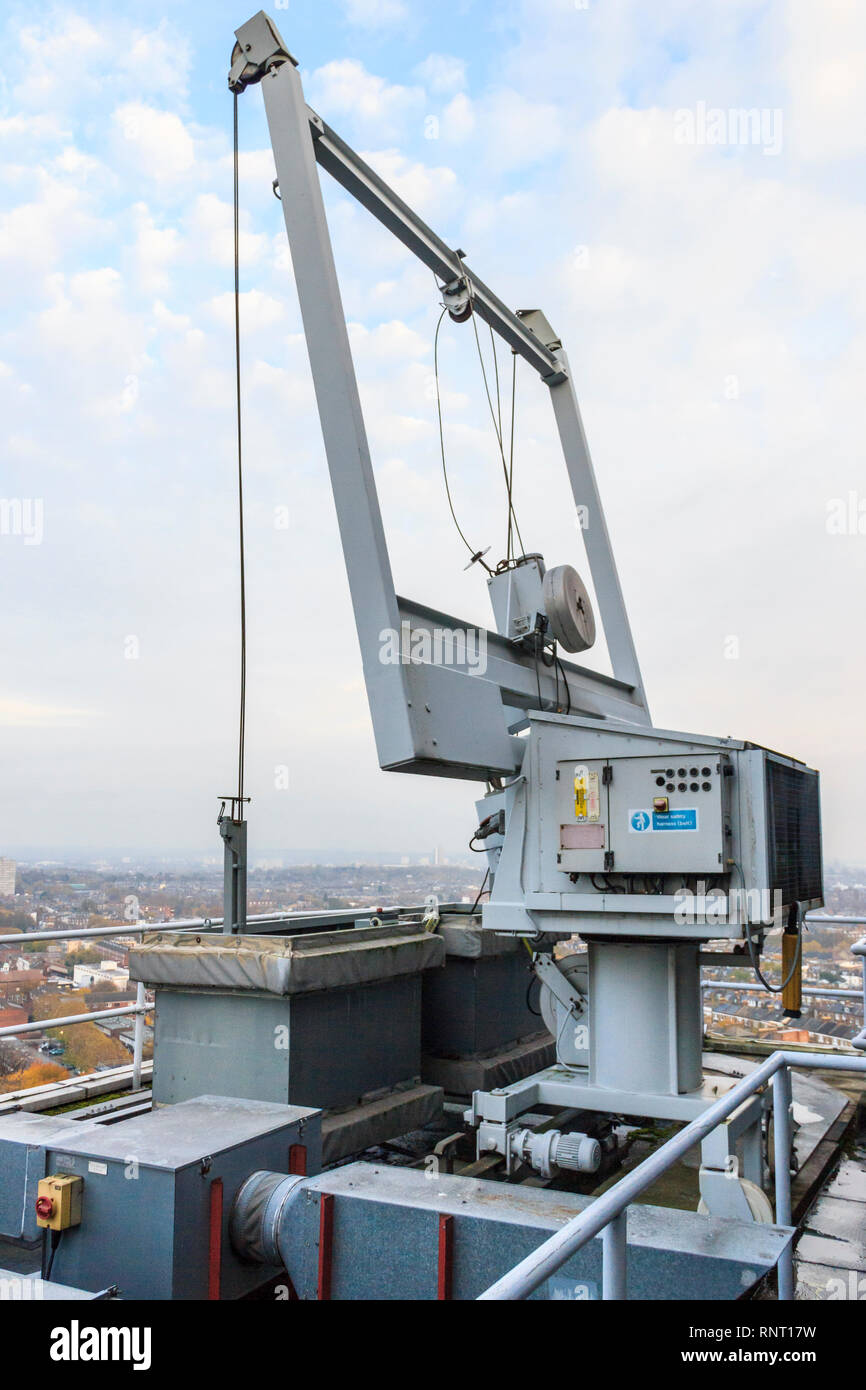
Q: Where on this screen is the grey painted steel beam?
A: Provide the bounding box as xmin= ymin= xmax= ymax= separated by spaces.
xmin=235 ymin=11 xmax=650 ymax=779
xmin=308 ymin=116 xmax=563 ymax=380
xmin=548 ymin=353 xmax=646 ymax=700
xmin=397 ymin=597 xmax=646 ymax=725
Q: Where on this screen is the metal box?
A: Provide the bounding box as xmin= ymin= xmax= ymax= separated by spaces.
xmin=35 ymin=1173 xmax=83 ymax=1230
xmin=0 ymin=1112 xmax=88 ymax=1243
xmin=152 ymin=975 xmax=425 ymax=1110
xmin=487 ymin=555 xmax=547 ymax=643
xmin=421 ymin=918 xmax=545 ymax=1057
xmin=483 ymin=714 xmax=822 ymax=939
xmin=556 ymin=753 xmax=728 ymax=875
xmin=132 ymin=924 xmax=444 ymax=1113
xmin=46 ymin=1096 xmax=320 ymax=1300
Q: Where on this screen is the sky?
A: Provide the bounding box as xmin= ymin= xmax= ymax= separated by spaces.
xmin=0 ymin=0 xmax=864 ymax=864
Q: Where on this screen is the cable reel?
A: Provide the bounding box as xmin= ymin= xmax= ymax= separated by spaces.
xmin=543 ymin=564 xmax=596 ymax=653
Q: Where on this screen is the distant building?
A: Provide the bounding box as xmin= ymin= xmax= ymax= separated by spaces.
xmin=72 ymin=960 xmax=129 ymax=990
xmin=0 ymin=1004 xmax=27 ymax=1034
xmin=0 ymin=859 xmax=15 ymax=897
xmin=0 ymin=970 xmax=44 ymax=1008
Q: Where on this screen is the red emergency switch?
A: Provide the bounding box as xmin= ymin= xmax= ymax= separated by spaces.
xmin=652 ymin=797 xmax=669 ymax=813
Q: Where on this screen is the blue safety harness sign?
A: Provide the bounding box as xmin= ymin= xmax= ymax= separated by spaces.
xmin=629 ymin=808 xmax=699 ymax=833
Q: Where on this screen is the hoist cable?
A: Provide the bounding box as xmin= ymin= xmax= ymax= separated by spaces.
xmin=468 ymin=307 xmax=525 ymax=558
xmin=232 ymin=92 xmax=247 ymax=808
xmin=453 ymin=253 xmax=526 ymax=559
xmin=433 ymin=308 xmax=490 ymax=567
xmin=489 ymin=325 xmax=503 ymax=452
xmin=507 ymin=350 xmax=517 ymax=563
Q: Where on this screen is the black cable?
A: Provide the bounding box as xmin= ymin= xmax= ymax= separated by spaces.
xmin=232 ymin=92 xmax=247 ymax=807
xmin=525 ymin=973 xmax=542 ymax=1017
xmin=455 ymin=253 xmax=525 ymax=557
xmin=45 ymin=1230 xmax=62 ymax=1281
xmin=489 ymin=325 xmax=503 ymax=453
xmin=433 ymin=308 xmax=490 ymax=566
xmin=470 ymin=868 xmax=490 ymax=914
xmin=507 ymin=351 xmax=517 ymax=562
xmin=533 ymin=644 xmax=544 ymax=711
xmin=733 ymin=862 xmax=804 ymax=994
xmin=554 ymin=654 xmax=572 ymax=715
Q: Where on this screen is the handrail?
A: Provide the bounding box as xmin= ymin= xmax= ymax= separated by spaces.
xmin=0 ymin=900 xmax=468 ymax=1093
xmin=0 ymin=900 xmax=465 ymax=946
xmin=702 ymin=981 xmax=861 ymax=999
xmin=0 ymin=982 xmax=149 ymax=1090
xmin=478 ymin=1050 xmax=866 ymax=1301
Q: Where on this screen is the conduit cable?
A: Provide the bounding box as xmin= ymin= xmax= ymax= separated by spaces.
xmin=433 ymin=306 xmax=492 ymax=571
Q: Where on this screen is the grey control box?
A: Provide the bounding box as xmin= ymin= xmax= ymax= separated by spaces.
xmin=556 ymin=753 xmax=728 ymax=875
xmin=481 ymin=713 xmax=822 ymax=939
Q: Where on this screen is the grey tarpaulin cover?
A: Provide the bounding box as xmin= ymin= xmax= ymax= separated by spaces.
xmin=129 ymin=922 xmax=444 ymax=996
xmin=435 ymin=912 xmax=522 ymax=959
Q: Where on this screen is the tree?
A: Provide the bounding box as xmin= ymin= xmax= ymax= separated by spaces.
xmin=0 ymin=1061 xmax=69 ymax=1094
xmin=34 ymin=991 xmax=88 ymax=1022
xmin=66 ymin=947 xmax=102 ymax=967
xmin=32 ymin=991 xmax=132 ymax=1071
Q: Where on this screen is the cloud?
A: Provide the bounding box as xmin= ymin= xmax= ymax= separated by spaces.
xmin=208 ymin=289 xmax=285 ymax=329
xmin=186 ymin=194 xmax=267 ymax=268
xmin=357 ymin=148 xmax=458 ymax=214
xmin=0 ymin=177 xmax=106 ymax=270
xmin=0 ymin=697 xmax=95 ymax=728
xmin=348 ymin=319 xmax=431 ymax=359
xmin=112 ymin=104 xmax=196 ymax=182
xmin=307 ymin=60 xmax=424 ymax=140
xmin=1 ymin=0 xmax=865 ymax=862
xmin=10 ymin=13 xmax=191 ymax=111
xmin=441 ymin=93 xmax=476 ymax=142
xmin=130 ymin=204 xmax=182 ymax=294
xmin=415 ymin=53 xmax=467 ymax=95
xmin=343 ymin=0 xmax=409 ymax=27
xmin=0 ymin=113 xmax=72 ymax=144
xmin=783 ymin=0 xmax=866 ymax=159
xmin=431 ymin=86 xmax=565 ymax=168
xmin=119 ymin=22 xmax=192 ymax=97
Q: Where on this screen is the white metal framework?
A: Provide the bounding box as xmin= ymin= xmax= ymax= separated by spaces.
xmin=230 ymin=11 xmax=648 ymax=784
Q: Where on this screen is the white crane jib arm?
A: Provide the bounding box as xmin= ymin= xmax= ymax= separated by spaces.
xmin=230 ymin=10 xmax=649 ymax=784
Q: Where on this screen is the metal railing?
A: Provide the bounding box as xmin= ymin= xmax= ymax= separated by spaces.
xmin=478 ymin=918 xmax=866 ymax=1301
xmin=0 ymin=900 xmax=465 ymax=948
xmin=701 ymin=914 xmax=866 ymax=1052
xmin=0 ymin=902 xmax=469 ymax=1100
xmin=479 ymin=1049 xmax=866 ymax=1301
xmin=0 ymin=982 xmax=149 ymax=1091
xmin=3 ymin=902 xmax=865 ymax=1290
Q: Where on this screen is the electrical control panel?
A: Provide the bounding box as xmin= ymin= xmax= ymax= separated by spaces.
xmin=481 ymin=713 xmax=823 ymax=940
xmin=556 ymin=754 xmax=729 ymax=876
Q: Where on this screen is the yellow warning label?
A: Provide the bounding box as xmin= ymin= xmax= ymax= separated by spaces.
xmin=574 ymin=769 xmax=600 ymax=822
